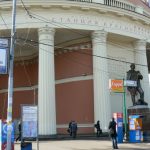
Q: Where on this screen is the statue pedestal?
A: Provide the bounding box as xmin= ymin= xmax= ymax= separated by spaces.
xmin=128 ymin=105 xmax=150 ymax=141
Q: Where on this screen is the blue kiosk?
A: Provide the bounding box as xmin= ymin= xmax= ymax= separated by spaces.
xmin=113 ymin=113 xmax=124 ymax=143
xmin=129 ymin=115 xmax=143 ymax=143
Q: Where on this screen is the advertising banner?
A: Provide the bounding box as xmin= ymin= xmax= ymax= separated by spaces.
xmin=0 ymin=39 xmax=9 ymax=74
xmin=0 ymin=49 xmax=7 ymax=74
xmin=129 ymin=115 xmax=143 ymax=143
xmin=22 ymin=105 xmax=38 ymax=138
xmin=1 ymin=122 xmax=14 ymax=150
xmin=0 ymin=120 xmax=2 ymax=150
xmin=113 ymin=113 xmax=123 ymax=143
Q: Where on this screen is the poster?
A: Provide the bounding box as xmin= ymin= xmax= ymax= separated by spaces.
xmin=0 ymin=39 xmax=8 ymax=74
xmin=0 ymin=49 xmax=7 ymax=74
xmin=22 ymin=105 xmax=38 ymax=138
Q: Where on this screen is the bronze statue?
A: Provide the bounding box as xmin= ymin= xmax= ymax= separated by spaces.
xmin=126 ymin=63 xmax=147 ymax=106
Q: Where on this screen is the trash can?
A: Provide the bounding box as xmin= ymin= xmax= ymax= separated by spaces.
xmin=21 ymin=142 xmax=32 ymax=150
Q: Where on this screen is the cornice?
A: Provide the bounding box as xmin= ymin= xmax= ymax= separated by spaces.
xmin=0 ymin=0 xmax=150 ymax=25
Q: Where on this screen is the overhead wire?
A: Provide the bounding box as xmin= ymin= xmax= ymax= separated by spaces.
xmin=22 ymin=39 xmax=128 ymax=78
xmin=0 ymin=13 xmax=8 ymax=29
xmin=16 ymin=36 xmax=148 ymax=67
xmin=19 ymin=0 xmax=150 ymax=57
xmin=1 ymin=0 xmax=149 ymax=57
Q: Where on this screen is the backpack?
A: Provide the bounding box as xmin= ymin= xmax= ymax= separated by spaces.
xmin=109 ymin=128 xmax=114 ymax=135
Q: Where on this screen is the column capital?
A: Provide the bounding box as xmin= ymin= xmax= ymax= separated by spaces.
xmin=38 ymin=27 xmax=55 ymax=36
xmin=92 ymin=30 xmax=107 ymax=43
xmin=133 ymin=39 xmax=146 ymax=49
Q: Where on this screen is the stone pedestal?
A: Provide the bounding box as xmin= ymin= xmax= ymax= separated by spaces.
xmin=128 ymin=105 xmax=150 ymax=141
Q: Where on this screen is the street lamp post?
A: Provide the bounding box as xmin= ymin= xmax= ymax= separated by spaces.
xmin=7 ymin=0 xmax=17 ymax=150
xmin=123 ymin=79 xmax=127 ymax=141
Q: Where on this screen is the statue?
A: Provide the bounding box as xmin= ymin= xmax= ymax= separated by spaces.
xmin=126 ymin=63 xmax=147 ymax=106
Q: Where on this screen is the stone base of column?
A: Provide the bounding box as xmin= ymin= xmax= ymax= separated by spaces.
xmin=128 ymin=105 xmax=150 ymax=141
xmin=38 ymin=134 xmax=57 ymax=140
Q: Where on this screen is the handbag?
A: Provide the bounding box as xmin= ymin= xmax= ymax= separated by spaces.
xmin=109 ymin=128 xmax=114 ymax=134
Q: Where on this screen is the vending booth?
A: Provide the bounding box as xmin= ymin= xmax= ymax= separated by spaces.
xmin=113 ymin=113 xmax=124 ymax=143
xmin=129 ymin=115 xmax=143 ymax=143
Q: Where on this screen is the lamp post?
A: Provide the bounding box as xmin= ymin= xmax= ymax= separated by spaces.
xmin=7 ymin=0 xmax=17 ymax=149
xmin=123 ymin=79 xmax=127 ymax=141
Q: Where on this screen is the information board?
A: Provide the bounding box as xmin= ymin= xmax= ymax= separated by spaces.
xmin=22 ymin=105 xmax=38 ymax=138
xmin=0 ymin=39 xmax=8 ymax=74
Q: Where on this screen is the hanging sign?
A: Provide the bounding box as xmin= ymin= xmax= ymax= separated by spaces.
xmin=109 ymin=79 xmax=124 ymax=93
xmin=124 ymin=80 xmax=137 ymax=87
xmin=0 ymin=39 xmax=9 ymax=74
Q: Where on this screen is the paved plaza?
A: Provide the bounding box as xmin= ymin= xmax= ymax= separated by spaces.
xmin=15 ymin=139 xmax=150 ymax=150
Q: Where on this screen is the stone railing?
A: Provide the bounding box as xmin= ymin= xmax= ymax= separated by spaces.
xmin=103 ymin=0 xmax=135 ymax=11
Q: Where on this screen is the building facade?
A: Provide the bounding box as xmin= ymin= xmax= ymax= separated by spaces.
xmin=0 ymin=0 xmax=150 ymax=136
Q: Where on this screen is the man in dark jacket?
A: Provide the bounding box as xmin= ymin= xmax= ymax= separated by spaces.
xmin=16 ymin=121 xmax=21 ymax=142
xmin=108 ymin=118 xmax=118 ymax=149
xmin=71 ymin=121 xmax=78 ymax=139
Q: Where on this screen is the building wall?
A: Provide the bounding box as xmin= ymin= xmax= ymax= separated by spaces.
xmin=0 ymin=39 xmax=148 ymax=133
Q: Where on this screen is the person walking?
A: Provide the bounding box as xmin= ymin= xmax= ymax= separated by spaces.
xmin=94 ymin=120 xmax=102 ymax=137
xmin=16 ymin=121 xmax=21 ymax=142
xmin=67 ymin=121 xmax=73 ymax=136
xmin=71 ymin=121 xmax=78 ymax=139
xmin=108 ymin=118 xmax=118 ymax=149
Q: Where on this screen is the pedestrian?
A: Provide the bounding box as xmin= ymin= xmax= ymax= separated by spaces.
xmin=71 ymin=121 xmax=78 ymax=139
xmin=94 ymin=120 xmax=102 ymax=137
xmin=108 ymin=118 xmax=118 ymax=149
xmin=67 ymin=121 xmax=73 ymax=136
xmin=16 ymin=121 xmax=21 ymax=142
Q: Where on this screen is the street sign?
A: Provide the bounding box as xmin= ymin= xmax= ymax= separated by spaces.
xmin=124 ymin=80 xmax=137 ymax=87
xmin=109 ymin=79 xmax=124 ymax=93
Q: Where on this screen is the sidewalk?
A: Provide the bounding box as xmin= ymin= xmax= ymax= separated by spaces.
xmin=15 ymin=139 xmax=150 ymax=150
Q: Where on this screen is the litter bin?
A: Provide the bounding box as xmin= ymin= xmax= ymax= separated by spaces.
xmin=21 ymin=142 xmax=32 ymax=150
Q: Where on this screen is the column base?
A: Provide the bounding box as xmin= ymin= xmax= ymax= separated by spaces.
xmin=38 ymin=134 xmax=57 ymax=140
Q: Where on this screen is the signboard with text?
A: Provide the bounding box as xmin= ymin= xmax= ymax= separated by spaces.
xmin=22 ymin=105 xmax=38 ymax=138
xmin=0 ymin=39 xmax=9 ymax=74
xmin=109 ymin=79 xmax=124 ymax=93
xmin=124 ymin=80 xmax=137 ymax=87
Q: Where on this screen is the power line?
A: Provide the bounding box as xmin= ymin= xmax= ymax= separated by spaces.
xmin=19 ymin=0 xmax=150 ymax=56
xmin=0 ymin=14 xmax=8 ymax=29
xmin=16 ymin=36 xmax=148 ymax=67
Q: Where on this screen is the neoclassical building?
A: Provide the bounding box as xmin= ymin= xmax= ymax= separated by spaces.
xmin=0 ymin=0 xmax=150 ymax=136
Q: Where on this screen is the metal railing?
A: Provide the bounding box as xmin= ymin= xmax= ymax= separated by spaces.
xmin=70 ymin=0 xmax=150 ymax=18
xmin=1 ymin=0 xmax=150 ymax=18
xmin=104 ymin=0 xmax=135 ymax=11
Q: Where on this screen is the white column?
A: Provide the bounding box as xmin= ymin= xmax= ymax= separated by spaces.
xmin=92 ymin=30 xmax=111 ymax=131
xmin=134 ymin=40 xmax=150 ymax=104
xmin=38 ymin=27 xmax=56 ymax=135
